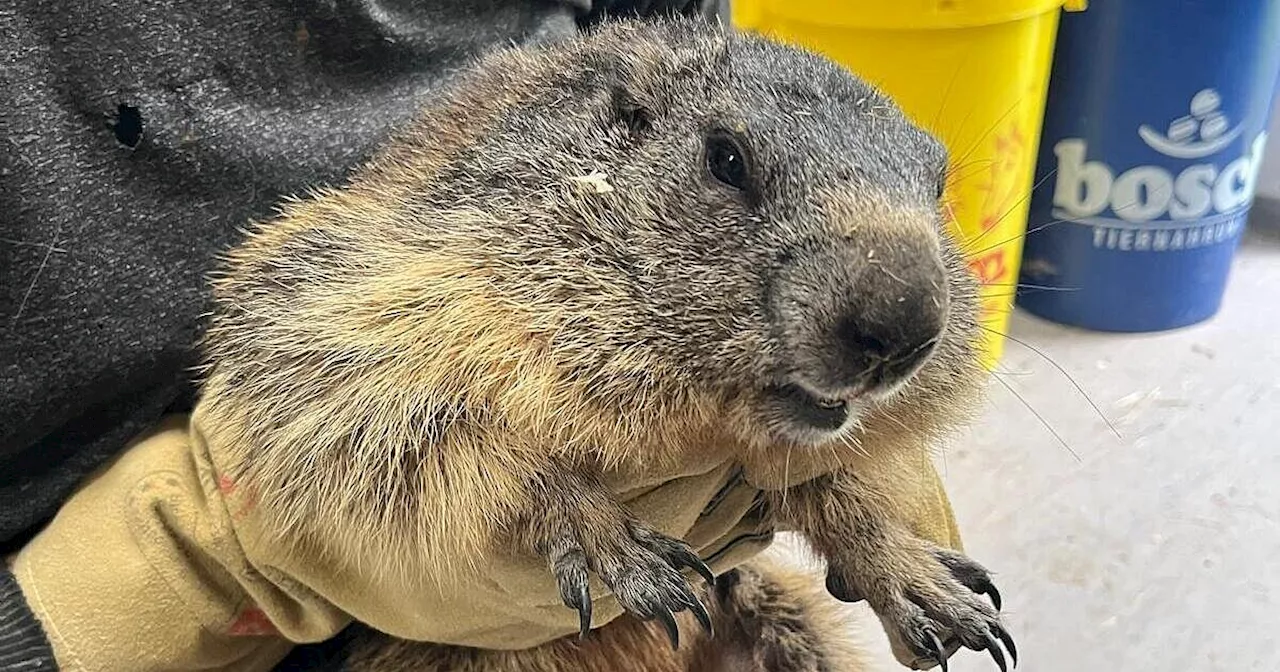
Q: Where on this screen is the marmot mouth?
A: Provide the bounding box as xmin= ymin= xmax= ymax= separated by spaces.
xmin=767 ymin=384 xmax=851 ymax=432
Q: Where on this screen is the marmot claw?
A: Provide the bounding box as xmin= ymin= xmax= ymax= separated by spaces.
xmin=936 ymin=548 xmax=1004 ymax=612
xmin=548 ymin=520 xmax=714 ymax=649
xmin=829 ymin=545 xmax=1017 ymax=671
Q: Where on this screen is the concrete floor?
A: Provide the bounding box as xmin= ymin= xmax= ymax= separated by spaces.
xmin=829 ymin=201 xmax=1280 ymax=671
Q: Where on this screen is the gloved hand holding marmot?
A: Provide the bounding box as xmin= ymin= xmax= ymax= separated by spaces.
xmin=10 ymin=16 xmax=1013 ymax=672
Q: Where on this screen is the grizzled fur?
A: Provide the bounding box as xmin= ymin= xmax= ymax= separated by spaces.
xmin=199 ymin=16 xmax=1007 ymax=672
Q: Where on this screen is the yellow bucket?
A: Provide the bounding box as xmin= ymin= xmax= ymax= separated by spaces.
xmin=732 ymin=0 xmax=1086 ymax=368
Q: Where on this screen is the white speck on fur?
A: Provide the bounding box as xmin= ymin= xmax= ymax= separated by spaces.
xmin=568 ymin=170 xmax=614 ymax=194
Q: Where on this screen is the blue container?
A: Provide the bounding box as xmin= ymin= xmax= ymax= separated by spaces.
xmin=1017 ymin=0 xmax=1280 ymax=332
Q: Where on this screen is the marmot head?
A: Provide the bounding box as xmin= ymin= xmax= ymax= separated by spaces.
xmin=205 ymin=17 xmax=984 ymax=467
xmin=404 ymin=17 xmax=984 ymax=449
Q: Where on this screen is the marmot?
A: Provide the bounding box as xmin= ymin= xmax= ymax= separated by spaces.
xmin=197 ymin=16 xmax=1012 ymax=672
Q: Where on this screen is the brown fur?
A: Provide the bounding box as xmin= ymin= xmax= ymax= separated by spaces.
xmin=197 ymin=16 xmax=1007 ymax=672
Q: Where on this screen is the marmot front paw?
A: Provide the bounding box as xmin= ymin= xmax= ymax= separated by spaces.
xmin=547 ymin=519 xmax=716 ymax=649
xmin=827 ymin=544 xmax=1016 ymax=672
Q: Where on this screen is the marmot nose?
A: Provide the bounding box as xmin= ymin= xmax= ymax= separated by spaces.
xmin=833 ymin=308 xmax=942 ymax=392
xmin=829 ymin=265 xmax=948 ymax=393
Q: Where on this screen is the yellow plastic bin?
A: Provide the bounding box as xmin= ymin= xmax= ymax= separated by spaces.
xmin=732 ymin=0 xmax=1086 ymax=369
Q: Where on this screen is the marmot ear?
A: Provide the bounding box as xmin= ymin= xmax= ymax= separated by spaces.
xmin=590 ymin=44 xmax=670 ymax=136
xmin=610 ymin=86 xmax=653 ymax=135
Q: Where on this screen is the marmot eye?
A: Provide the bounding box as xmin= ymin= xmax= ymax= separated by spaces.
xmin=705 ymin=131 xmax=749 ymax=190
